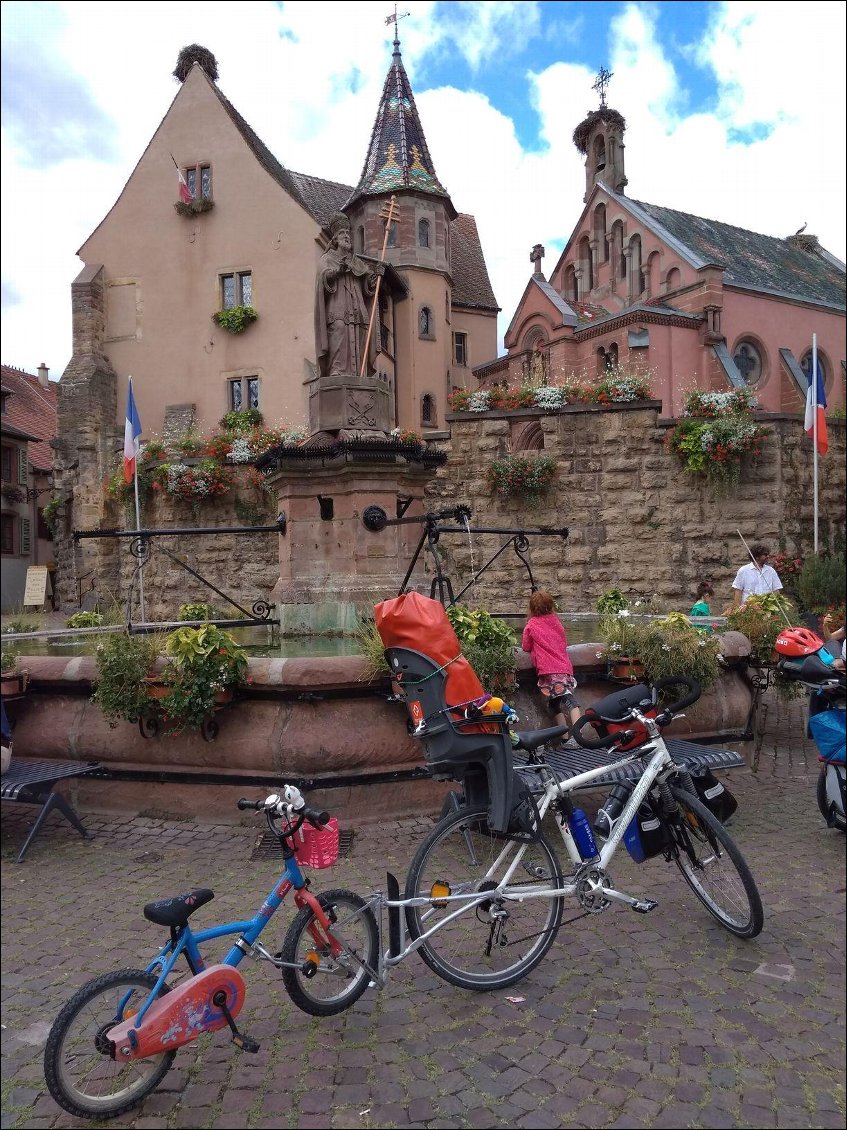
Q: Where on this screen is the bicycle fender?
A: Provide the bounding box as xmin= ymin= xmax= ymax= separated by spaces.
xmin=294 ymin=887 xmax=344 ymax=958
xmin=108 ymin=964 xmax=246 ymax=1060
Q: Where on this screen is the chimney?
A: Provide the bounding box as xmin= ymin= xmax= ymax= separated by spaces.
xmin=37 ymin=363 xmax=49 ymax=387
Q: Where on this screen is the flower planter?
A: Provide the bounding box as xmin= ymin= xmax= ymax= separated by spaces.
xmin=609 ymin=657 xmax=646 ymax=682
xmin=1 ymin=672 xmax=30 ymax=698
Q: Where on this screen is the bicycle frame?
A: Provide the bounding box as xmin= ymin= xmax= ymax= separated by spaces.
xmin=354 ymin=717 xmax=694 ymax=985
xmin=131 ymin=848 xmax=332 ymax=1030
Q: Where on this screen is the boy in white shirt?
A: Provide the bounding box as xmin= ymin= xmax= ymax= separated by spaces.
xmin=728 ymin=543 xmax=783 ymax=610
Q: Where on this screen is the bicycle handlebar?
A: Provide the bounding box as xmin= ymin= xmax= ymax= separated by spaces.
xmin=651 ymin=675 xmax=701 ymax=715
xmin=236 ymin=786 xmax=330 ymax=828
xmin=569 ymin=719 xmax=638 ymax=751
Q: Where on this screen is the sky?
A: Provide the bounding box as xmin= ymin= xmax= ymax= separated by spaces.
xmin=2 ymin=0 xmax=845 ymax=379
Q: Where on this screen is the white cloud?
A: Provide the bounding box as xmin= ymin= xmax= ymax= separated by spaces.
xmin=1 ymin=0 xmax=844 ymax=379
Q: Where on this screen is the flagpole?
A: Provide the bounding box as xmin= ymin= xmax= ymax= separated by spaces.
xmin=812 ymin=333 xmax=819 ymax=554
xmin=128 ymin=377 xmax=146 ymax=624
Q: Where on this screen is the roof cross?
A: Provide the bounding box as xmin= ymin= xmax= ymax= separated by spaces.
xmin=592 ymin=67 xmax=613 ymax=108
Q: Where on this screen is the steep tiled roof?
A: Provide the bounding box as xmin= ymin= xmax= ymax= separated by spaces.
xmin=451 ymin=214 xmax=498 ymax=312
xmin=346 ymin=36 xmax=454 ymax=215
xmin=0 ymin=365 xmax=58 ymax=470
xmin=632 ymin=198 xmax=846 ymax=309
xmin=287 ymin=172 xmax=353 ymax=228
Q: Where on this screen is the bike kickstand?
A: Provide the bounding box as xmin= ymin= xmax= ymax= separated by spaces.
xmin=212 ymin=990 xmax=260 ymax=1054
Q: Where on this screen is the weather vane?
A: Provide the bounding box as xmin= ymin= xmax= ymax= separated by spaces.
xmin=592 ymin=67 xmax=613 ymax=108
xmin=385 ymin=7 xmax=410 ymax=31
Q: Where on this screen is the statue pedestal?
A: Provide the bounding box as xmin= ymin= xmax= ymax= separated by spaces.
xmin=308 ymin=372 xmax=394 ymax=435
xmin=268 ymin=455 xmax=434 ymax=634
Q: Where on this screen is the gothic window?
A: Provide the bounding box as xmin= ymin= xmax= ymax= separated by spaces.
xmin=418 ymin=219 xmax=431 ymax=248
xmin=733 ymin=340 xmax=764 ymax=386
xmin=579 ymin=236 xmax=593 ymax=291
xmin=421 ymin=393 xmax=437 ymax=427
xmin=665 ymin=267 xmax=682 ymax=292
xmin=564 ymin=264 xmax=578 ymax=303
xmin=386 ymin=222 xmax=397 ymax=248
xmin=593 ymin=204 xmax=608 ymax=262
xmin=228 ymin=376 xmax=260 ymax=411
xmin=186 ymin=165 xmax=212 ymax=200
xmin=598 ymin=343 xmax=619 ymax=375
xmin=629 ymin=235 xmax=643 ymax=294
xmin=593 ymin=134 xmax=606 ymax=174
xmin=221 ymin=271 xmax=252 ymax=309
xmin=419 ymin=306 xmax=434 ymax=338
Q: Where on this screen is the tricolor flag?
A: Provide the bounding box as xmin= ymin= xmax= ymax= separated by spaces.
xmin=171 ymin=152 xmax=193 ymax=204
xmin=123 ymin=378 xmax=143 ymax=483
xmin=804 ymin=356 xmax=828 ymax=456
xmin=177 ymin=166 xmax=193 ymax=205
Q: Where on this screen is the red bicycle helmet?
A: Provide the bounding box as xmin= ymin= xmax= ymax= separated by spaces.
xmin=774 ymin=626 xmax=824 ymax=657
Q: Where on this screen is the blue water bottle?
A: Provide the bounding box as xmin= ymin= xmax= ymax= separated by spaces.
xmin=569 ymin=807 xmax=599 ymax=861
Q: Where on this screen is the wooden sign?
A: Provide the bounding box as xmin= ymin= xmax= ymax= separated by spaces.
xmin=23 ymin=565 xmax=49 ymax=607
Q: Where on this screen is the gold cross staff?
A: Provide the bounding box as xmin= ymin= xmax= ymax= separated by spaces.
xmin=360 ymin=195 xmax=398 ymax=378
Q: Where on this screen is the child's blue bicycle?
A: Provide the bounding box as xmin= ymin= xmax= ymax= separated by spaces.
xmin=43 ymin=786 xmax=379 ymax=1120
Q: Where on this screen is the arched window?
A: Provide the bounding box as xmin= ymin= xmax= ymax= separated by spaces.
xmin=629 ymin=235 xmax=643 ymax=294
xmin=421 ymin=393 xmax=436 ymax=427
xmin=419 ymin=306 xmax=433 ymax=338
xmin=610 ymin=220 xmax=626 ymax=282
xmin=564 ymin=264 xmax=578 ymax=303
xmin=665 ymin=267 xmax=682 ymax=292
xmin=593 ymin=204 xmax=607 ymax=263
xmin=418 ymin=219 xmax=430 ymax=248
xmin=593 ymin=134 xmax=606 ymax=174
xmin=356 ymin=226 xmax=365 ymax=253
xmin=386 ymin=222 xmax=397 ymax=248
xmin=644 ymin=251 xmax=661 ymax=297
xmin=800 ymin=350 xmax=829 ymax=390
xmin=606 ymin=343 xmax=619 ymax=372
xmin=579 ymin=236 xmax=593 ymax=292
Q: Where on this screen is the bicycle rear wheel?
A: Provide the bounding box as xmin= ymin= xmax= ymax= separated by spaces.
xmin=667 ymin=786 xmax=764 ymax=938
xmin=404 ymin=805 xmax=565 ymax=991
xmin=44 ymin=969 xmax=174 ymax=1120
xmin=281 ymin=889 xmax=378 ymax=1016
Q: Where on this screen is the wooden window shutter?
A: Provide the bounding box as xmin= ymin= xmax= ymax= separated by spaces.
xmin=17 ymin=447 xmax=28 ymax=484
xmin=20 ymin=516 xmax=31 ymax=554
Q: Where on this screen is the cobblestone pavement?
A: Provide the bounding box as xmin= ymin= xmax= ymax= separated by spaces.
xmin=1 ymin=690 xmax=844 ymax=1130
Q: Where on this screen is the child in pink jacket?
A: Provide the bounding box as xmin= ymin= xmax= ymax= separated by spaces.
xmin=521 ymin=590 xmax=582 ymax=728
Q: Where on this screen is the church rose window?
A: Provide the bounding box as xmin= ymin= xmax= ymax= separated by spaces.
xmin=733 ymin=340 xmax=764 ymax=386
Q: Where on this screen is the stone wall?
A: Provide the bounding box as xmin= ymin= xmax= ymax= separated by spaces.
xmin=53 ymin=399 xmax=845 ymax=619
xmin=426 ymin=403 xmax=846 ymax=614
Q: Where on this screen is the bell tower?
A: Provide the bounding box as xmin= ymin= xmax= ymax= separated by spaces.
xmin=573 ymin=68 xmax=628 ymax=203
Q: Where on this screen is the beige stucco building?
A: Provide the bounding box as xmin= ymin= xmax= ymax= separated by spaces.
xmin=72 ymin=39 xmax=498 ymax=444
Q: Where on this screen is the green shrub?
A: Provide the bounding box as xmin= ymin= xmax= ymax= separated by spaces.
xmin=793 ymin=552 xmax=846 ymax=615
xmin=65 ymin=611 xmax=103 ymax=628
xmin=178 ymin=602 xmax=220 ymax=622
xmin=93 ymin=632 xmax=163 ymax=728
xmin=213 ymin=305 xmax=257 ymax=334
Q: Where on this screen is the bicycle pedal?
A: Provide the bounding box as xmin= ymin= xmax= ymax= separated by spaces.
xmin=631 ymin=899 xmax=658 ymax=914
xmin=232 ymin=1033 xmax=260 ymax=1054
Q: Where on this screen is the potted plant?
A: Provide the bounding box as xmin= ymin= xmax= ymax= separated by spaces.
xmin=1 ymin=648 xmax=29 ymax=697
xmin=93 ymin=631 xmax=164 ymax=727
xmin=159 ymin=624 xmax=249 ymax=733
xmin=213 ymin=305 xmax=258 ymax=334
xmin=636 ymin=612 xmax=721 ymax=691
xmin=597 ymin=608 xmax=650 ymax=681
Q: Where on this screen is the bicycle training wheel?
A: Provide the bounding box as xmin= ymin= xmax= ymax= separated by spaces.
xmin=281 ymin=889 xmax=378 ymax=1016
xmin=404 ymin=804 xmax=565 ymax=991
xmin=44 ymin=969 xmax=175 ymax=1120
xmin=668 ymin=786 xmax=764 ymax=938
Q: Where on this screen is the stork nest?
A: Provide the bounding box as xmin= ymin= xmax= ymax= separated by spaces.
xmin=173 ymin=45 xmax=219 ymax=84
xmin=572 ymin=107 xmax=626 ymax=154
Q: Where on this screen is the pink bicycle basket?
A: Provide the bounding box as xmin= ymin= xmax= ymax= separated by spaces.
xmin=293 ymin=817 xmax=340 ymax=869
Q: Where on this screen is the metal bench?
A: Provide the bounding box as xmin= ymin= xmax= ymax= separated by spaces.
xmin=1 ymin=758 xmax=99 ymax=862
xmin=517 ymin=738 xmax=746 ymax=788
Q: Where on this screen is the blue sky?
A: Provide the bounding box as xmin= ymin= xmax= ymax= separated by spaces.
xmin=2 ymin=1 xmax=845 ymax=381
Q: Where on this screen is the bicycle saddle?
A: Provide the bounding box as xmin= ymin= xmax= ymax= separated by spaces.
xmin=143 ymin=888 xmax=215 ymax=928
xmin=512 ymin=725 xmax=569 ymax=753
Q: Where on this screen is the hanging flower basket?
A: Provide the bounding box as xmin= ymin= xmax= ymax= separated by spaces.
xmin=213 ymin=305 xmax=257 ymax=334
xmin=174 ymin=198 xmax=215 ymax=217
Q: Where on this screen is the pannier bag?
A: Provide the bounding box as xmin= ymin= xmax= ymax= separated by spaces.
xmin=375 ymin=592 xmax=515 ymax=834
xmin=690 ymin=768 xmax=738 ymax=823
xmin=623 ymin=802 xmax=665 ymax=863
xmin=809 ymin=709 xmax=847 ymax=764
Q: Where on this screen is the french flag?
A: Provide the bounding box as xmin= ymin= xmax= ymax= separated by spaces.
xmin=177 ymin=166 xmax=193 ymax=205
xmin=804 ymin=356 xmax=828 ymax=456
xmin=123 ymin=378 xmax=143 ymax=483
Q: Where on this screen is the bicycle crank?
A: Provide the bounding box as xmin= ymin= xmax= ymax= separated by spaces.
xmin=575 ymin=864 xmax=613 ymax=914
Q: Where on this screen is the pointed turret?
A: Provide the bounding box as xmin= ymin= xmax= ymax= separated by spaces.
xmin=346 ymin=30 xmax=455 ymax=216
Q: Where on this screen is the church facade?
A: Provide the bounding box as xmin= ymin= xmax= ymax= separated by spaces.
xmin=486 ymin=101 xmax=845 ymax=421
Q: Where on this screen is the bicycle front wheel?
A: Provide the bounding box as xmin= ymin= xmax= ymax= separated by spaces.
xmin=44 ymin=969 xmax=175 ymax=1120
xmin=405 ymin=805 xmax=565 ymax=991
xmin=668 ymin=786 xmax=764 ymax=938
xmin=281 ymin=889 xmax=378 ymax=1016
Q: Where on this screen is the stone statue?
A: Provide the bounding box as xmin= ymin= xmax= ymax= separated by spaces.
xmin=315 ymin=213 xmax=384 ymax=381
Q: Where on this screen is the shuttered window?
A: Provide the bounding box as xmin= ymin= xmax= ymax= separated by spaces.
xmin=19 ymin=516 xmax=31 ymax=554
